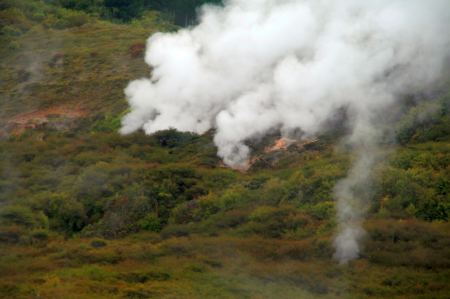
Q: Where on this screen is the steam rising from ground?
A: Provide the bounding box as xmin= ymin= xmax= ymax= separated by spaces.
xmin=121 ymin=0 xmax=450 ymax=263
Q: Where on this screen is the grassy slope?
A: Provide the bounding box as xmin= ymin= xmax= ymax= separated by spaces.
xmin=0 ymin=1 xmax=449 ymax=298
xmin=0 ymin=22 xmax=148 ymax=118
xmin=0 ymin=1 xmax=177 ymax=119
xmin=1 ymin=223 xmax=449 ymax=299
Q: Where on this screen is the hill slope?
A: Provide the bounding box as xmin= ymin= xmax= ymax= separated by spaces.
xmin=0 ymin=1 xmax=449 ymax=298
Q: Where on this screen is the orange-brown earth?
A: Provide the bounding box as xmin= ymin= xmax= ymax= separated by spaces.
xmin=2 ymin=104 xmax=87 ymax=137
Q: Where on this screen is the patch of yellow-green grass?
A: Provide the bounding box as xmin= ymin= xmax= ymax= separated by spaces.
xmin=0 ymin=19 xmax=161 ymax=120
xmin=2 ymin=232 xmax=449 ymax=298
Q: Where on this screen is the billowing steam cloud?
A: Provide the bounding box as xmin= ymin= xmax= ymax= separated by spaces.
xmin=121 ymin=0 xmax=450 ymax=263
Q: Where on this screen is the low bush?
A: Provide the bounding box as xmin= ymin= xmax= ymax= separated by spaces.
xmin=43 ymin=9 xmax=90 ymax=29
xmin=306 ymin=201 xmax=335 ymax=220
xmin=120 ymin=271 xmax=170 ymax=283
xmin=0 ymin=206 xmax=34 ymax=227
xmin=29 ymin=229 xmax=49 ymax=243
xmin=152 ymin=129 xmax=198 ymax=148
xmin=56 ymin=247 xmax=123 ymax=266
xmin=364 ymin=220 xmax=450 ymax=268
xmin=139 ymin=213 xmax=162 ymax=232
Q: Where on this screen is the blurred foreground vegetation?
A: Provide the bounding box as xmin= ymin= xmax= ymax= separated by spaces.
xmin=0 ymin=1 xmax=449 ymax=298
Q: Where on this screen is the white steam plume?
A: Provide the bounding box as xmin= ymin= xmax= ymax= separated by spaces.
xmin=121 ymin=0 xmax=450 ymax=263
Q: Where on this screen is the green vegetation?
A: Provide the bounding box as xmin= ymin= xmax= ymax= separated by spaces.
xmin=0 ymin=1 xmax=449 ymax=298
xmin=56 ymin=0 xmax=222 ymax=24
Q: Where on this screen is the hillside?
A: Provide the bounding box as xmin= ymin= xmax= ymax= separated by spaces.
xmin=0 ymin=1 xmax=449 ymax=298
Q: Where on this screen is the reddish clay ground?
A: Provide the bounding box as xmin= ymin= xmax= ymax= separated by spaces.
xmin=4 ymin=104 xmax=87 ymax=136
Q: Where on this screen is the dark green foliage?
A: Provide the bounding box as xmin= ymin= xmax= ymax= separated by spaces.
xmin=246 ymin=205 xmax=293 ymax=238
xmin=149 ymin=0 xmax=223 ymax=26
xmin=85 ymin=195 xmax=154 ymax=238
xmin=56 ymin=0 xmax=222 ymax=24
xmin=92 ymin=115 xmax=122 ymax=132
xmin=153 ymin=129 xmax=198 ymax=148
xmin=104 ymin=0 xmax=146 ymax=22
xmin=376 ymin=142 xmax=449 ymax=221
xmin=415 ymin=200 xmax=449 ymax=222
xmin=307 ymin=201 xmax=334 ymax=220
xmin=139 ymin=213 xmax=162 ymax=232
xmin=55 ymin=199 xmax=87 ymax=233
xmin=57 ymin=0 xmax=144 ymax=21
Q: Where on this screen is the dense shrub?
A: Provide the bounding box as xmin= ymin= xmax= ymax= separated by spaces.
xmin=210 ymin=209 xmax=248 ymax=229
xmin=55 ymin=199 xmax=87 ymax=233
xmin=82 ymin=190 xmax=163 ymax=238
xmin=0 ymin=206 xmax=33 ymax=227
xmin=365 ymin=220 xmax=450 ymax=268
xmin=152 ymin=129 xmax=198 ymax=148
xmin=43 ymin=9 xmax=90 ymax=29
xmin=307 ymin=201 xmax=335 ymax=220
xmin=57 ymin=0 xmax=222 ymax=24
xmin=396 ymin=94 xmax=450 ymax=144
xmin=1 ymin=25 xmax=23 ymax=37
xmin=0 ymin=8 xmax=33 ymax=32
xmin=139 ymin=213 xmax=162 ymax=232
xmin=149 ymin=0 xmax=223 ymax=26
xmin=245 ymin=205 xmax=304 ymax=238
xmin=377 ymin=146 xmax=449 ymax=221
